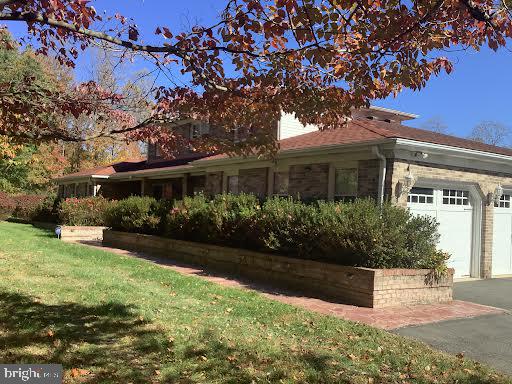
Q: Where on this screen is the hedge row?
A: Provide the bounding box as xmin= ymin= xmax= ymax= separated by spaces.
xmin=104 ymin=194 xmax=448 ymax=270
xmin=0 ymin=192 xmax=50 ymax=221
xmin=1 ymin=193 xmax=448 ymax=270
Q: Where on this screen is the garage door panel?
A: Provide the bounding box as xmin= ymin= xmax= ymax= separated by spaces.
xmin=437 ymin=210 xmax=472 ymax=277
xmin=493 ymin=201 xmax=512 ymax=276
xmin=408 ymin=187 xmax=473 ymax=278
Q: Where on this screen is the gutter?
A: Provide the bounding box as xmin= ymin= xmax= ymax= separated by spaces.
xmin=372 ymin=146 xmax=387 ymax=206
xmin=191 ymin=138 xmax=394 ymax=167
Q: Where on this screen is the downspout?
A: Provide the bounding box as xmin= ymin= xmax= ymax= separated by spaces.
xmin=372 ymin=146 xmax=387 ymax=206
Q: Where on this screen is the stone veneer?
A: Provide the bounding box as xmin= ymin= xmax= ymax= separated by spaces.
xmin=239 ymin=168 xmax=268 ymax=198
xmin=103 ymin=230 xmax=454 ymax=308
xmin=288 ymin=163 xmax=329 ymax=199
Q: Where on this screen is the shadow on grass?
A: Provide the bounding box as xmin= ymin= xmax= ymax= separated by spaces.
xmin=0 ymin=291 xmax=504 ymax=384
xmin=0 ymin=291 xmax=171 ymax=383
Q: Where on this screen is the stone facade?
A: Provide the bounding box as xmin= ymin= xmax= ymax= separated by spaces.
xmin=390 ymin=159 xmax=512 ymax=278
xmin=205 ymin=172 xmax=223 ymax=196
xmin=357 ymin=159 xmax=381 ymax=199
xmin=288 ymin=163 xmax=329 ymax=200
xmin=100 ymin=181 xmax=141 ymax=200
xmin=103 ymin=230 xmax=454 ymax=308
xmin=239 ymin=168 xmax=268 ymax=198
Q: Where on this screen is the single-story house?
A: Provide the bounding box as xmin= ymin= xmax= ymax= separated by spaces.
xmin=55 ymin=106 xmax=512 ymax=279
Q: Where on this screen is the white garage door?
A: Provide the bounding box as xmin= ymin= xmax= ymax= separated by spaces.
xmin=408 ymin=187 xmax=473 ymax=277
xmin=492 ymin=194 xmax=512 ymax=275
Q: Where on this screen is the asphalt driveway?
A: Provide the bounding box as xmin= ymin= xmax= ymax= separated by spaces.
xmin=394 ymin=278 xmax=512 ymax=374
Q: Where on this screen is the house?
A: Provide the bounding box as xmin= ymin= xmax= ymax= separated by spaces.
xmin=55 ymin=106 xmax=512 ymax=279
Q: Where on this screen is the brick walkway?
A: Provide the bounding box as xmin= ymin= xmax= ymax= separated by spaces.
xmin=78 ymin=241 xmax=505 ymax=330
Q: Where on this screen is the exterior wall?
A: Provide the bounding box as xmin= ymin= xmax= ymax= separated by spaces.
xmin=390 ymin=159 xmax=512 ymax=278
xmin=99 ymin=181 xmax=142 ymax=200
xmin=357 ymin=159 xmax=381 ymax=199
xmin=187 ymin=175 xmax=206 ymax=196
xmin=239 ymin=168 xmax=268 ymax=198
xmin=147 ymin=122 xmax=234 ymax=163
xmin=205 ymin=172 xmax=223 ymax=196
xmin=279 ymin=113 xmax=319 ymax=140
xmin=104 ymin=230 xmax=454 ymax=308
xmin=288 ymin=163 xmax=329 ymax=200
xmin=59 ymin=226 xmax=106 ymax=242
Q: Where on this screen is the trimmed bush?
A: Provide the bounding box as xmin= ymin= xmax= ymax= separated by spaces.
xmin=104 ymin=196 xmax=164 ymax=234
xmin=166 ymin=193 xmax=260 ymax=246
xmin=104 ymin=194 xmax=447 ymax=271
xmin=0 ymin=192 xmax=16 ymax=220
xmin=30 ymin=195 xmax=60 ymax=223
xmin=58 ymin=196 xmax=114 ymax=226
xmin=163 ymin=194 xmax=447 ymax=271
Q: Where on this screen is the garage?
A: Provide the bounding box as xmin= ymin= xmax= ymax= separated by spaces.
xmin=492 ymin=193 xmax=512 ymax=276
xmin=407 ymin=186 xmax=475 ymax=278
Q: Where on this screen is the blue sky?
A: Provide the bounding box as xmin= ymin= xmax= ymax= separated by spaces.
xmin=5 ymin=0 xmax=512 ymax=138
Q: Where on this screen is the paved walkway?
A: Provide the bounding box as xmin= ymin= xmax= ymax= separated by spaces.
xmin=77 ymin=241 xmax=504 ymax=330
xmin=395 ymin=278 xmax=512 ymax=374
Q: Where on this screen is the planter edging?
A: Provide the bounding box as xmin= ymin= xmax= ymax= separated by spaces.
xmin=103 ymin=229 xmax=453 ymax=308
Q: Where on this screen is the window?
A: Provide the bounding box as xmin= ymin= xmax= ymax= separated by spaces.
xmin=227 ymin=175 xmax=239 ymax=194
xmin=334 ymin=168 xmax=358 ymax=200
xmin=155 ymin=145 xmax=162 ymax=158
xmin=190 ymin=123 xmax=209 ymax=139
xmin=274 ymin=172 xmax=289 ymax=196
xmin=496 ymin=194 xmax=511 ymax=208
xmin=442 ymin=189 xmax=469 ymax=206
xmin=407 ymin=187 xmax=434 ymax=204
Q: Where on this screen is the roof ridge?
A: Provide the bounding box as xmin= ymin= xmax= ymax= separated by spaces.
xmin=351 ymin=119 xmax=392 ymax=138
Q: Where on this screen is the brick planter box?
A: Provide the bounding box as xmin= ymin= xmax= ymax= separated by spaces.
xmin=103 ymin=230 xmax=454 ymax=308
xmin=58 ymin=226 xmax=106 ymax=242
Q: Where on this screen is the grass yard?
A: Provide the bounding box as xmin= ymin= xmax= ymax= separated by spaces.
xmin=0 ymin=221 xmax=509 ymax=384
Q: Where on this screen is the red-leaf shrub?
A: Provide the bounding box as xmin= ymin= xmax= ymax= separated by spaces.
xmin=58 ymin=197 xmax=116 ymax=226
xmin=0 ymin=192 xmax=16 ymax=220
xmin=12 ymin=194 xmax=46 ymax=220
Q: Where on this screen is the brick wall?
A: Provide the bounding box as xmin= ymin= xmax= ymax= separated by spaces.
xmin=390 ymin=159 xmax=512 ymax=278
xmin=99 ymin=181 xmax=142 ymax=200
xmin=289 ymin=163 xmax=329 ymax=200
xmin=60 ymin=226 xmax=106 ymax=242
xmin=357 ymin=159 xmax=380 ymax=199
xmin=239 ymin=168 xmax=268 ymax=198
xmin=104 ymin=230 xmax=454 ymax=308
xmin=205 ymin=172 xmax=223 ymax=196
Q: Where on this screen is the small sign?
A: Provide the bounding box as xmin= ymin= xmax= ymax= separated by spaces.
xmin=0 ymin=365 xmax=62 ymax=384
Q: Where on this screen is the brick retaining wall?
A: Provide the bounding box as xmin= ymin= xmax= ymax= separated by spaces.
xmin=103 ymin=230 xmax=453 ymax=308
xmin=59 ymin=226 xmax=106 ymax=242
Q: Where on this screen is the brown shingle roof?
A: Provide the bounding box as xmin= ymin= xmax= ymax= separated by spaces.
xmin=200 ymin=119 xmax=512 ymax=162
xmin=55 ymin=119 xmax=512 ymax=181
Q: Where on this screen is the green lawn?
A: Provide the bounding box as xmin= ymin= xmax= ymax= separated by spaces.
xmin=0 ymin=222 xmax=509 ymax=384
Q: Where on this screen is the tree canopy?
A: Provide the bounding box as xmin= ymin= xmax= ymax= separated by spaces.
xmin=1 ymin=0 xmax=511 ymax=156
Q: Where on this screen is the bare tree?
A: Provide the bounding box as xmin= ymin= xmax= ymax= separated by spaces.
xmin=469 ymin=121 xmax=510 ymax=147
xmin=421 ymin=116 xmax=449 ymax=134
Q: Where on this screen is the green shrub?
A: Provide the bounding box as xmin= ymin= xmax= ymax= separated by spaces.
xmin=163 ymin=194 xmax=447 ymax=271
xmin=30 ymin=195 xmax=60 ymax=223
xmin=104 ymin=196 xmax=162 ymax=234
xmin=58 ymin=196 xmax=114 ymax=226
xmin=166 ymin=193 xmax=261 ymax=246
